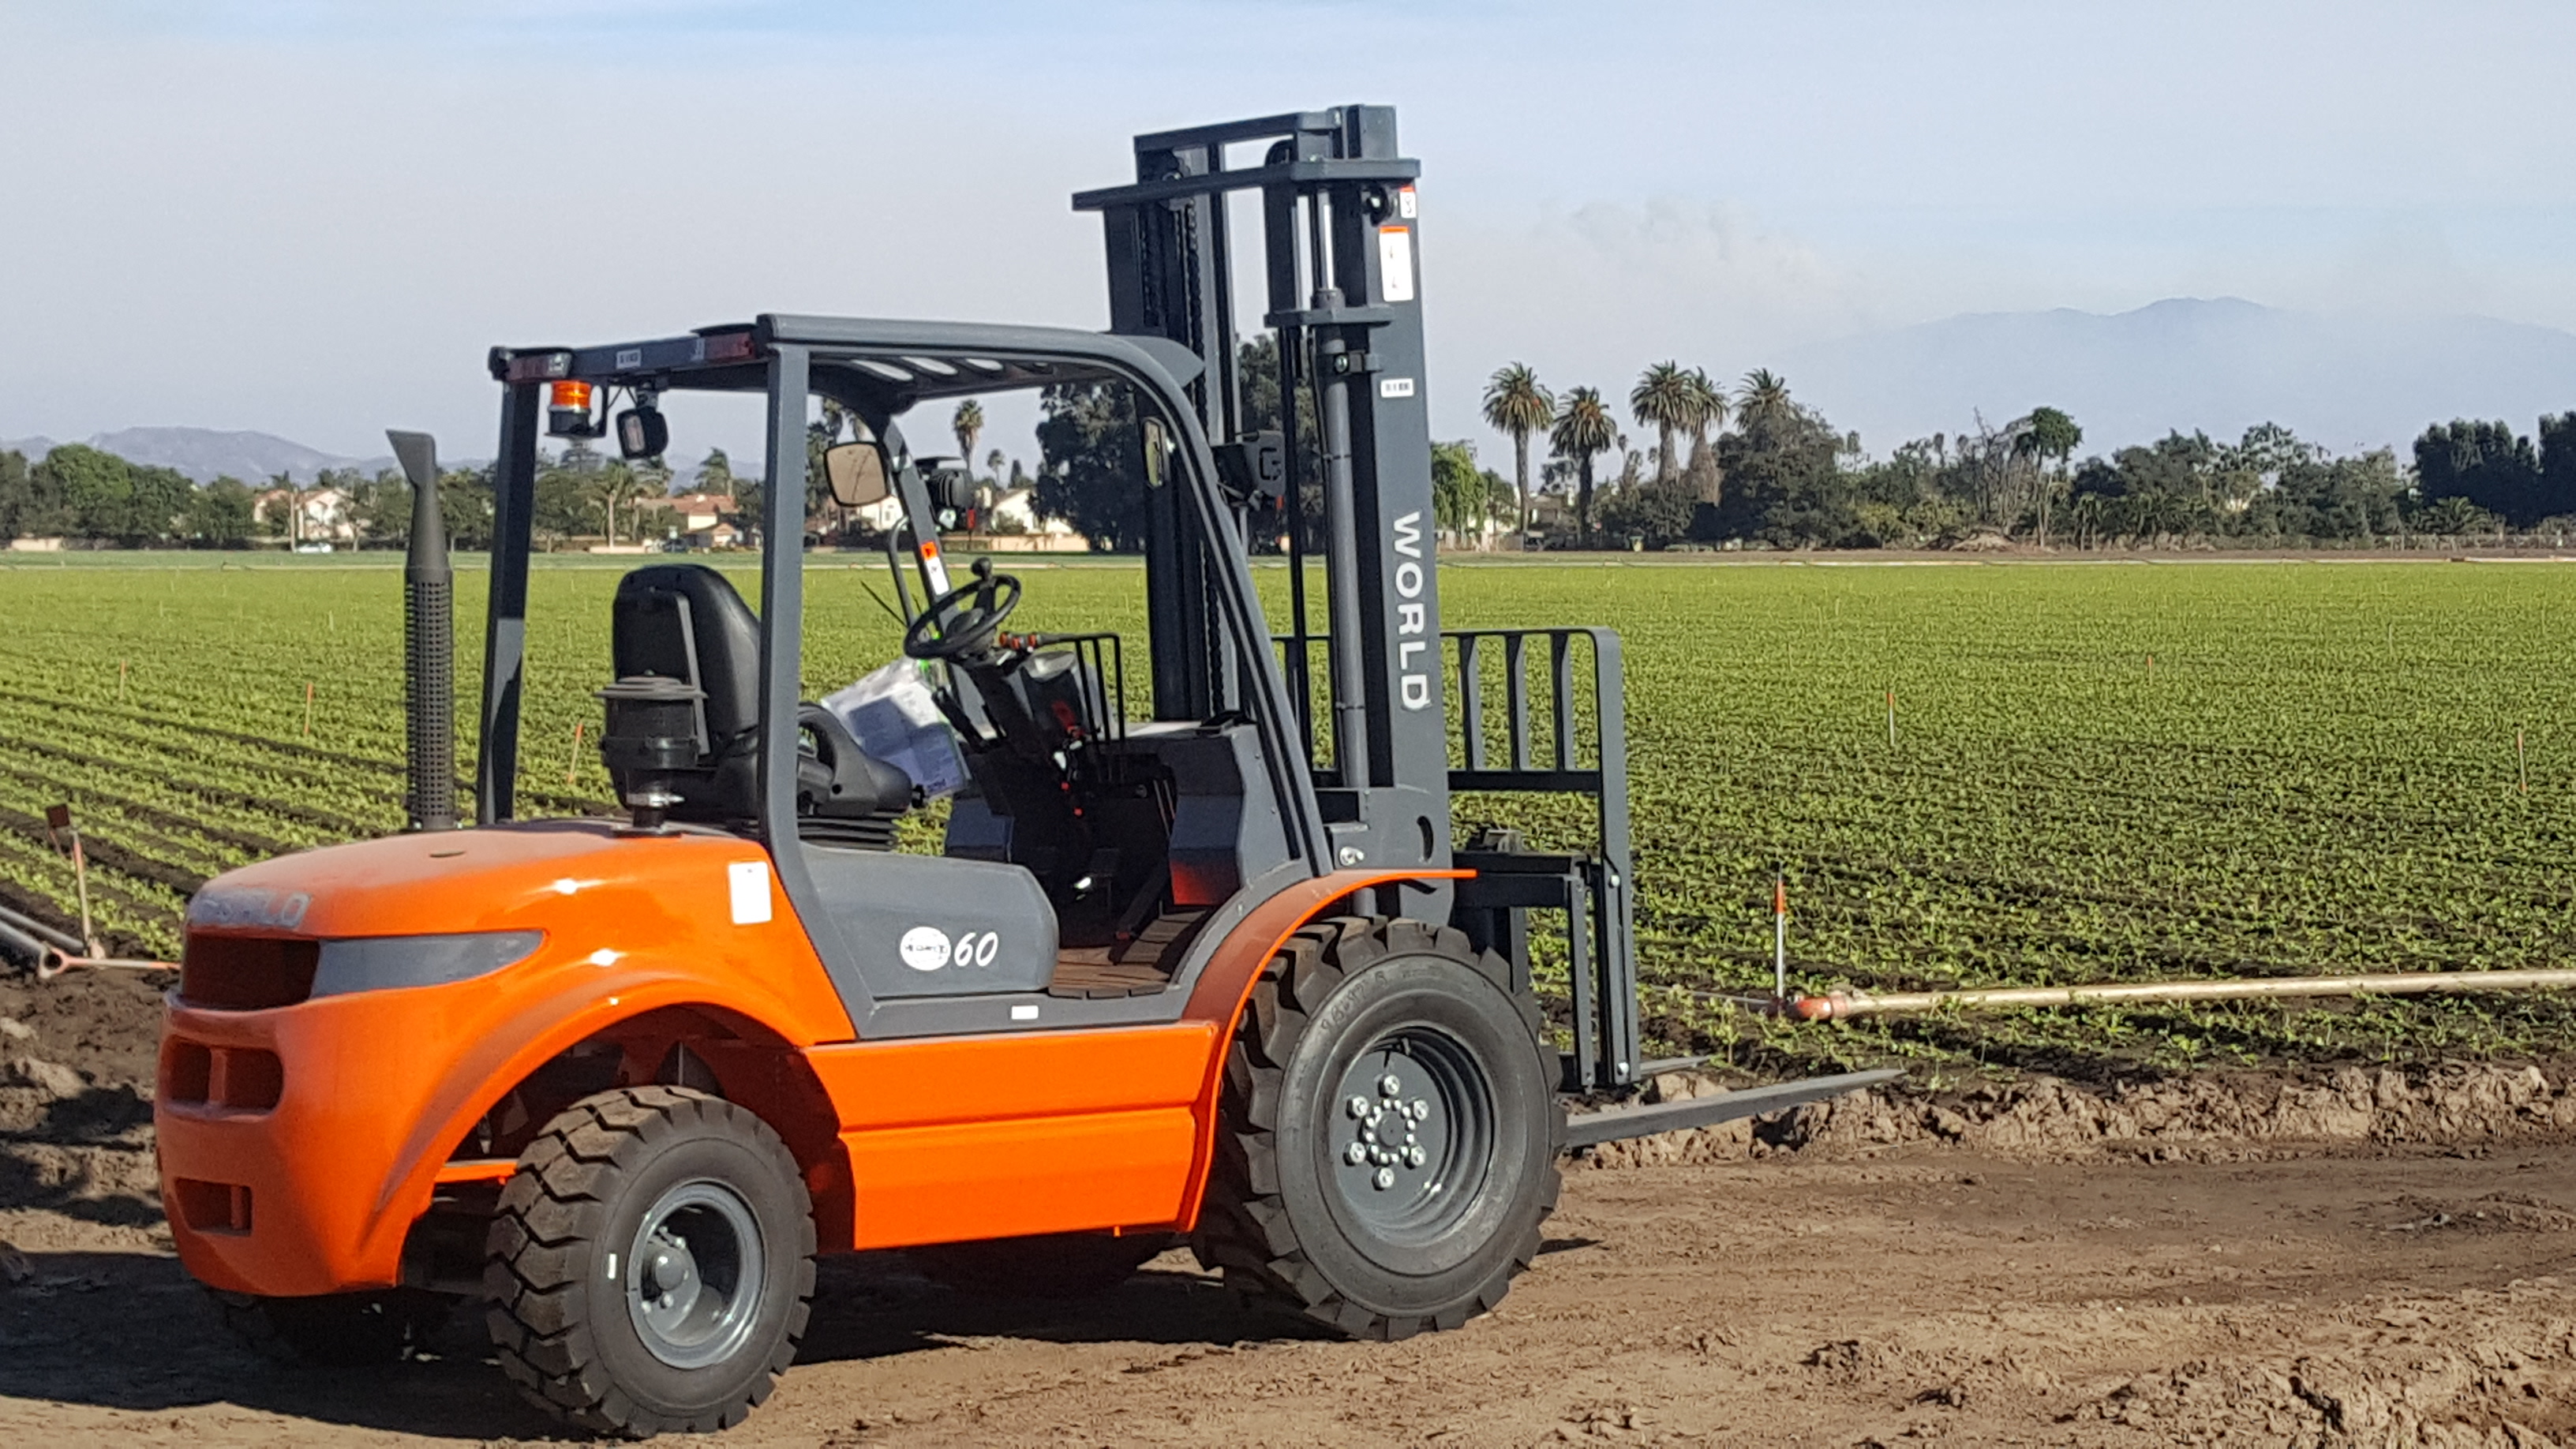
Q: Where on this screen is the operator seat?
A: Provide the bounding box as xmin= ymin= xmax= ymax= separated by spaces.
xmin=606 ymin=564 xmax=909 ymax=840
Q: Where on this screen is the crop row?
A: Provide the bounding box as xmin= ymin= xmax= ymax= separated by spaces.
xmin=0 ymin=557 xmax=2567 ymax=1075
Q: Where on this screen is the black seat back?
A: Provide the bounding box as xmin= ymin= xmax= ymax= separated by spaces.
xmin=608 ymin=565 xmax=763 ymax=823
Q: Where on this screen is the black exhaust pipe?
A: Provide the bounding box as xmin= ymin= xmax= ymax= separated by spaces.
xmin=389 ymin=430 xmax=457 ymax=831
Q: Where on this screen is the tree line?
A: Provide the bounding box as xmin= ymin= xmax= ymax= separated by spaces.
xmin=0 ymin=440 xmax=777 ymax=552
xmin=1470 ymin=361 xmax=2576 ymax=550
xmin=10 ymin=362 xmax=2573 ymax=553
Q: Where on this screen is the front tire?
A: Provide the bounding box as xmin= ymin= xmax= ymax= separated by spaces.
xmin=1192 ymin=917 xmax=1563 ymax=1339
xmin=484 ymin=1085 xmax=815 ymax=1436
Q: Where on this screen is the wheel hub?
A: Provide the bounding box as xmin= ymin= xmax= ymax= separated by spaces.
xmin=1342 ymin=1071 xmax=1436 ymax=1193
xmin=1327 ymin=1027 xmax=1492 ymax=1245
xmin=625 ymin=1181 xmax=764 ymax=1370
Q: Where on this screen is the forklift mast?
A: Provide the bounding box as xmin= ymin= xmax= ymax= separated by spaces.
xmin=1076 ymin=107 xmax=1452 ymax=922
xmin=1078 ymin=107 xmax=1644 ymax=1090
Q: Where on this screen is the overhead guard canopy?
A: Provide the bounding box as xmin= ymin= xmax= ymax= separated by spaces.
xmin=489 ymin=315 xmax=1205 ymax=416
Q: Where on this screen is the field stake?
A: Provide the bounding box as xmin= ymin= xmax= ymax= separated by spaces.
xmin=303 ymin=680 xmax=315 ymax=737
xmin=2518 ymin=728 xmax=2528 ymax=794
xmin=1773 ymin=874 xmax=1789 ymax=1005
xmin=1885 ymin=689 xmax=1896 ymax=747
xmin=43 ymin=806 xmax=99 ymax=958
xmin=567 ymin=720 xmax=586 ymax=786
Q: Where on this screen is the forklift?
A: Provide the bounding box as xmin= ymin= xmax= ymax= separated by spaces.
xmin=155 ymin=107 xmax=1893 ymax=1436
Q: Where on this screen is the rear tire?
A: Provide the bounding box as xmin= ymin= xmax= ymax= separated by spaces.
xmin=214 ymin=1287 xmax=449 ymax=1366
xmin=484 ymin=1085 xmax=814 ymax=1436
xmin=1191 ymin=916 xmax=1563 ymax=1340
xmin=906 ymin=1232 xmax=1175 ymax=1298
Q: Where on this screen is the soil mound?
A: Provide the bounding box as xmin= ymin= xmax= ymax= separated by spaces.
xmin=0 ymin=968 xmax=167 ymax=1227
xmin=1582 ymin=1061 xmax=2576 ymax=1170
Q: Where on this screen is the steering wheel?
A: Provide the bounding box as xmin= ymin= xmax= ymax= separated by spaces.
xmin=903 ymin=557 xmax=1024 ymax=661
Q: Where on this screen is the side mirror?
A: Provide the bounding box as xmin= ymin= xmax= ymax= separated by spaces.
xmin=824 ymin=442 xmax=892 ymax=507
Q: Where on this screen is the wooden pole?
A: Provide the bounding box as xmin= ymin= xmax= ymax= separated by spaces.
xmin=2518 ymin=729 xmax=2529 ymax=794
xmin=303 ymin=680 xmax=314 ymax=737
xmin=1885 ymin=689 xmax=1896 ymax=748
xmin=566 ymin=721 xmax=586 ymax=786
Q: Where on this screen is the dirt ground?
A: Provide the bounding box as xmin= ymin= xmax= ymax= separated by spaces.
xmin=0 ymin=972 xmax=2570 ymax=1447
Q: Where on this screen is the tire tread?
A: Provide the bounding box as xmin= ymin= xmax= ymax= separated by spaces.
xmin=483 ymin=1085 xmax=814 ymax=1437
xmin=1189 ymin=917 xmax=1563 ymax=1341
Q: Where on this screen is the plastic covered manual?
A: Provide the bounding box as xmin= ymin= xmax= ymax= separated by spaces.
xmin=820 ymin=659 xmax=968 ymax=800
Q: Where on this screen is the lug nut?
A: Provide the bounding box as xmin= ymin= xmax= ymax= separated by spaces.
xmin=1406 ymin=1145 xmax=1426 ymax=1167
xmin=1380 ymin=1074 xmax=1402 ymax=1097
xmin=1347 ymin=1096 xmax=1370 ymax=1118
xmin=1373 ymin=1166 xmax=1395 ymax=1190
xmin=1410 ymin=1099 xmax=1430 ymax=1119
xmin=1345 ymin=1142 xmax=1368 ymax=1165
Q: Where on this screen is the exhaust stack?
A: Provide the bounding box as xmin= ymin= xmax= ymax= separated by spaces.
xmin=389 ymin=430 xmax=456 ymax=831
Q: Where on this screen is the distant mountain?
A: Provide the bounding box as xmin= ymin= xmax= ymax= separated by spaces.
xmin=1780 ymin=298 xmax=2576 ymax=458
xmin=88 ymin=427 xmax=392 ymax=484
xmin=0 ymin=426 xmax=459 ymax=483
xmin=0 ymin=426 xmax=385 ymax=482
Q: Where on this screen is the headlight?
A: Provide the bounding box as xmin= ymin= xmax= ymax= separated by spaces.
xmin=311 ymin=930 xmax=545 ymax=998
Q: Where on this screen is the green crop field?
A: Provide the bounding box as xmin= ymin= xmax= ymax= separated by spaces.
xmin=2 ymin=553 xmax=2570 ymax=1082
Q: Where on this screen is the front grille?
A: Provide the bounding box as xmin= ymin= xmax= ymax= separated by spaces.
xmin=170 ymin=1178 xmax=253 ymax=1234
xmin=179 ymin=934 xmax=317 ymax=1010
xmin=160 ymin=1040 xmax=284 ymax=1112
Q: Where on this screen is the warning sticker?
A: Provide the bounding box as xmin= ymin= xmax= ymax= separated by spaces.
xmin=1378 ymin=226 xmax=1415 ymax=304
xmin=728 ymin=861 xmax=773 ymax=926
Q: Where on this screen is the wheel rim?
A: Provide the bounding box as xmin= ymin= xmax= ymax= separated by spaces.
xmin=1326 ymin=1025 xmax=1496 ymax=1246
xmin=624 ymin=1179 xmax=765 ymax=1370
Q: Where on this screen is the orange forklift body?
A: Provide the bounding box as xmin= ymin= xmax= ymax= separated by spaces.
xmin=157 ymin=818 xmax=1458 ymax=1297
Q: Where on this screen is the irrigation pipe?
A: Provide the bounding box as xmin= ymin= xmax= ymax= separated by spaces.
xmin=1753 ymin=970 xmax=2576 ymax=1020
xmin=0 ymin=903 xmax=81 ymax=957
xmin=0 ymin=919 xmax=43 ymax=969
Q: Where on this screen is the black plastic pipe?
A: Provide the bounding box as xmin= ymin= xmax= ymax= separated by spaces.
xmin=0 ymin=900 xmax=82 ymax=956
xmin=0 ymin=919 xmax=43 ymax=968
xmin=390 ymin=430 xmax=457 ymax=831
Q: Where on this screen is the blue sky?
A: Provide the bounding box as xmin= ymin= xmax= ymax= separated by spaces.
xmin=4 ymin=0 xmax=2574 ymax=463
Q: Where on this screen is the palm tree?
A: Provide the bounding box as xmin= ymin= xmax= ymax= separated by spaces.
xmin=1736 ymin=369 xmax=1794 ymax=430
xmin=2020 ymin=406 xmax=2083 ymax=547
xmin=1684 ymin=368 xmax=1728 ymax=505
xmin=1629 ymin=361 xmax=1697 ymax=486
xmin=1548 ymin=386 xmax=1616 ymax=548
xmin=952 ymin=399 xmax=984 ymax=479
xmin=589 ymin=461 xmax=657 ymax=546
xmin=1481 ymin=363 xmax=1555 ymax=549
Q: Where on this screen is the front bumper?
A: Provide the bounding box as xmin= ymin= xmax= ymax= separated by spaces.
xmin=157 ymin=989 xmax=456 ymax=1297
